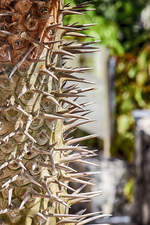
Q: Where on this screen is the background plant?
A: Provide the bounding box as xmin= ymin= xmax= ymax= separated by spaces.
xmin=65 ymin=0 xmax=150 ymax=161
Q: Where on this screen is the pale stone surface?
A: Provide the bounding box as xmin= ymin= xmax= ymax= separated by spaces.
xmin=90 ymin=158 xmax=131 ymax=216
xmin=67 ymin=46 xmax=110 ymax=139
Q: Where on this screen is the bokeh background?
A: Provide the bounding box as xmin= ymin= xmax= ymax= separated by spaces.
xmin=64 ymin=0 xmax=150 ymax=223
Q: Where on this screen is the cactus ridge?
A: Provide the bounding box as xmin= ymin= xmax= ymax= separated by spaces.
xmin=0 ymin=0 xmax=106 ymax=224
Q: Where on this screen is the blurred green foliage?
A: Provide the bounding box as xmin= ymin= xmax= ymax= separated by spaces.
xmin=64 ymin=0 xmax=150 ymax=161
xmin=123 ymin=178 xmax=134 ymax=202
xmin=65 ymin=0 xmax=149 ymax=55
xmin=113 ymin=46 xmax=150 ymax=161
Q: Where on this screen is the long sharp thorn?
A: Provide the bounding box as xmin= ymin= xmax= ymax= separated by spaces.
xmin=2 ymin=175 xmax=18 ymax=188
xmin=0 ymin=209 xmax=9 ymax=214
xmin=55 ymin=112 xmax=89 ymax=120
xmin=55 ymin=49 xmax=74 ymax=57
xmin=59 ymin=194 xmax=91 ymax=199
xmin=40 ymin=68 xmax=58 ymax=81
xmin=58 ymin=25 xmax=86 ymax=32
xmin=44 ymin=183 xmax=52 ymax=197
xmin=76 ymin=209 xmax=87 ymax=215
xmin=64 ymin=118 xmax=78 ymax=125
xmin=56 ymin=219 xmax=78 ymax=224
xmin=24 ymin=131 xmax=37 ymax=143
xmin=79 ymin=211 xmax=102 ymax=218
xmin=23 ymin=173 xmax=42 ymax=188
xmin=67 ymin=171 xmax=101 ymax=178
xmin=80 ymin=190 xmax=102 ymax=196
xmin=43 ymin=161 xmax=75 ymax=172
xmin=9 ymin=46 xmax=34 ymax=79
xmin=73 ymin=23 xmax=97 ymax=28
xmin=63 ymin=84 xmax=78 ymax=92
xmin=83 ymin=192 xmax=102 ymax=199
xmin=19 ymin=195 xmax=30 ymax=209
xmin=61 ymin=9 xmax=83 ymax=15
xmin=63 ymin=128 xmax=77 ymax=140
xmin=0 ymin=12 xmax=12 ymax=16
xmin=64 ymin=119 xmax=95 ymax=132
xmin=76 ymin=159 xmax=100 ymax=167
xmin=63 ymin=45 xmax=98 ymax=50
xmin=56 ymin=164 xmax=77 ymax=172
xmin=64 ymin=32 xmax=93 ymax=38
xmin=77 ymin=214 xmax=111 ymax=225
xmin=73 ymin=184 xmax=87 ymax=195
xmin=32 ymin=147 xmax=52 ymax=155
xmin=53 ymin=92 xmax=84 ymax=97
xmin=40 ymin=113 xmax=64 ymax=120
xmin=82 ymin=40 xmax=101 ymax=46
xmin=44 ymin=40 xmax=62 ymax=45
xmin=56 ymin=67 xmax=92 ymax=73
xmin=45 ymin=95 xmax=59 ymax=106
xmin=33 ymin=192 xmax=69 ymax=207
xmin=64 ymin=2 xmax=71 ymax=7
xmin=61 ymin=98 xmax=84 ymax=110
xmin=37 ymin=213 xmax=47 ymax=222
xmin=80 ymin=200 xmax=91 ymax=204
xmin=55 ymin=180 xmax=75 ymax=192
xmin=0 ymin=30 xmax=12 ymax=36
xmin=46 ymin=23 xmax=60 ymax=29
xmin=8 ymin=188 xmax=13 ymax=206
xmin=66 ymin=134 xmax=97 ymax=145
xmin=62 ymin=77 xmax=95 ymax=84
xmin=43 ymin=213 xmax=80 ymax=218
xmin=64 ymin=113 xmax=89 ymax=120
xmin=66 ymin=177 xmax=94 ymax=186
xmin=19 ymin=161 xmax=27 ymax=170
xmin=59 ymin=155 xmax=82 ymax=163
xmin=70 ymin=49 xmax=99 ymax=54
xmin=77 ymin=87 xmax=96 ymax=94
xmin=49 ymin=153 xmax=56 ymax=174
xmin=54 ymin=146 xmax=92 ymax=153
xmin=0 ymin=162 xmax=9 ymax=170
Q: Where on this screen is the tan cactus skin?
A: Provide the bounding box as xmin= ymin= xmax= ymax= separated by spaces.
xmin=0 ymin=1 xmax=67 ymax=224
xmin=0 ymin=1 xmax=103 ymax=225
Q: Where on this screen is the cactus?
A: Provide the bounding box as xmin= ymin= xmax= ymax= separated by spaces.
xmin=0 ymin=0 xmax=104 ymax=224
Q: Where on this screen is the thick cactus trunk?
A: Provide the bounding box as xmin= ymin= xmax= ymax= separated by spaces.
xmin=0 ymin=1 xmax=104 ymax=225
xmin=0 ymin=1 xmax=67 ymax=224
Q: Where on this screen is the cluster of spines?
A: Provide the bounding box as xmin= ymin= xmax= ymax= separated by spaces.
xmin=0 ymin=0 xmax=107 ymax=224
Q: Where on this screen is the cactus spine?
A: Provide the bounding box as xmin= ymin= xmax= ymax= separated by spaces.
xmin=0 ymin=0 xmax=103 ymax=224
